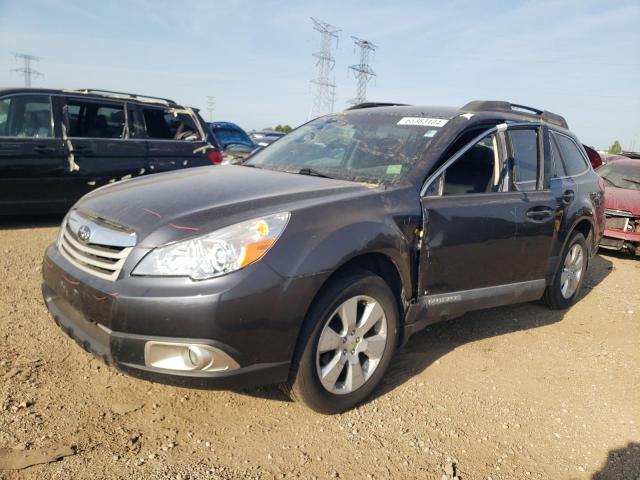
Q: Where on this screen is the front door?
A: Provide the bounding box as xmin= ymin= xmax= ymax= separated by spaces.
xmin=418 ymin=124 xmax=556 ymax=322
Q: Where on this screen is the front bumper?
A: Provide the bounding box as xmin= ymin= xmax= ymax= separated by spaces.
xmin=600 ymin=228 xmax=640 ymax=255
xmin=42 ymin=244 xmax=322 ymax=389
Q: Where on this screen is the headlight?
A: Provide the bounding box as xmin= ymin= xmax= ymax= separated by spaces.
xmin=132 ymin=212 xmax=290 ymax=280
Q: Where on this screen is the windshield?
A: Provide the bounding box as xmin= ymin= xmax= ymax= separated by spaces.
xmin=598 ymin=162 xmax=640 ymax=191
xmin=212 ymin=127 xmax=253 ymax=148
xmin=246 ymin=113 xmax=442 ymax=184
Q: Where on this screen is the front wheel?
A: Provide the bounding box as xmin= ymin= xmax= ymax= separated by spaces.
xmin=542 ymin=232 xmax=589 ymax=309
xmin=286 ymin=270 xmax=399 ymax=414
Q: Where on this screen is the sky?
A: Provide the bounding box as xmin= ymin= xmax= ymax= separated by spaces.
xmin=0 ymin=0 xmax=638 ymax=150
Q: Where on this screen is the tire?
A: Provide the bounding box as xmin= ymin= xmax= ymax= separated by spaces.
xmin=286 ymin=269 xmax=399 ymax=414
xmin=542 ymin=232 xmax=589 ymax=309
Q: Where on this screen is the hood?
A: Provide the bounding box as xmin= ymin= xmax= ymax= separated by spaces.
xmin=604 ymin=186 xmax=640 ymax=215
xmin=75 ymin=165 xmax=371 ymax=246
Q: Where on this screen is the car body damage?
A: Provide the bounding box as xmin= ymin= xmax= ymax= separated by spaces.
xmin=41 ymin=100 xmax=605 ymax=412
xmin=597 ymin=159 xmax=640 ymax=255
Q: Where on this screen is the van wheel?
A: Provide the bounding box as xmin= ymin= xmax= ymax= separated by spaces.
xmin=286 ymin=270 xmax=399 ymax=414
xmin=542 ymin=232 xmax=588 ymax=309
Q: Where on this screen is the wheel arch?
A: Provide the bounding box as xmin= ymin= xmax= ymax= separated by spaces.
xmin=290 ymin=251 xmax=409 ymax=369
xmin=551 ymin=216 xmax=594 ymax=282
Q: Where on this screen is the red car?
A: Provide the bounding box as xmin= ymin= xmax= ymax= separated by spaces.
xmin=597 ymin=159 xmax=640 ymax=256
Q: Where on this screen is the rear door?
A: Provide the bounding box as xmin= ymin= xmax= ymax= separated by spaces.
xmin=504 ymin=126 xmax=557 ymax=282
xmin=0 ymin=93 xmax=67 ymax=213
xmin=62 ymin=96 xmax=147 ymax=201
xmin=140 ymin=106 xmax=210 ymax=172
xmin=418 ymin=124 xmax=556 ymax=321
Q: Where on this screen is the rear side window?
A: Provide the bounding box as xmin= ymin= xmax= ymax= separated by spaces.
xmin=509 ymin=129 xmax=538 ymax=191
xmin=66 ymin=99 xmax=125 ymax=138
xmin=549 ymin=134 xmax=566 ymax=178
xmin=0 ymin=95 xmax=52 ymax=138
xmin=553 ymin=133 xmax=588 ymax=176
xmin=142 ymin=108 xmax=201 ymax=140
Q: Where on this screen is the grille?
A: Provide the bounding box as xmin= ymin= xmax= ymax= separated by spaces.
xmin=605 ymin=216 xmax=630 ymax=231
xmin=58 ymin=211 xmax=136 ymax=281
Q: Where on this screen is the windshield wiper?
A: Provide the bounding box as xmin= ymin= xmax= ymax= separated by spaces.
xmin=297 ymin=168 xmax=334 ymax=179
xmin=622 ymin=177 xmax=640 ymax=186
xmin=603 ymin=177 xmax=622 ymax=188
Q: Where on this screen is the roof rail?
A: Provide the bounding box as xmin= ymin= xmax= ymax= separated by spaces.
xmin=621 ymin=151 xmax=640 ymax=159
xmin=65 ymin=89 xmax=178 ymax=106
xmin=345 ymin=102 xmax=409 ymax=111
xmin=461 ymin=100 xmax=568 ymax=129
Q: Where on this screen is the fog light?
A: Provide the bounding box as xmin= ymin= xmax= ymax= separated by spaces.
xmin=144 ymin=341 xmax=239 ymax=372
xmin=184 ymin=346 xmax=211 ymax=370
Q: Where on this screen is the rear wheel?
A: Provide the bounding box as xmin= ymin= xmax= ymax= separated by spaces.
xmin=543 ymin=232 xmax=588 ymax=309
xmin=286 ymin=270 xmax=399 ymax=414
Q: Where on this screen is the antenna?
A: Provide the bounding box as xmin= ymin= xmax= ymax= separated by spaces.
xmin=12 ymin=53 xmax=43 ymax=87
xmin=348 ymin=37 xmax=377 ymax=105
xmin=206 ymin=96 xmax=215 ymax=121
xmin=309 ymin=17 xmax=340 ymax=119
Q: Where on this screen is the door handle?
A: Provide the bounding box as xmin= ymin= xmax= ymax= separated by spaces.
xmin=33 ymin=145 xmax=57 ymax=154
xmin=526 ymin=206 xmax=554 ymax=222
xmin=561 ymin=190 xmax=575 ymax=204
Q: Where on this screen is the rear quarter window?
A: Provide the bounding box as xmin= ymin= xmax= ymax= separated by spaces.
xmin=553 ymin=132 xmax=589 ymax=176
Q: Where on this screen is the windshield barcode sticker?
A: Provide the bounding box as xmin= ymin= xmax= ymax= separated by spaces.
xmin=397 ymin=117 xmax=448 ymax=127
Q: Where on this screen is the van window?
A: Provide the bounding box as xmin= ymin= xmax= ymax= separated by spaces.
xmin=66 ymin=99 xmax=126 ymax=138
xmin=0 ymin=95 xmax=52 ymax=138
xmin=142 ymin=108 xmax=201 ymax=140
xmin=553 ymin=133 xmax=588 ymax=176
xmin=441 ymin=134 xmax=500 ymax=195
xmin=509 ymin=129 xmax=538 ymax=191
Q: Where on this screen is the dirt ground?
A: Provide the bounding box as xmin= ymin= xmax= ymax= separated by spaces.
xmin=0 ymin=217 xmax=638 ymax=480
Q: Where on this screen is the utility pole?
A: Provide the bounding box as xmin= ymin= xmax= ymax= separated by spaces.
xmin=12 ymin=53 xmax=43 ymax=87
xmin=348 ymin=37 xmax=377 ymax=106
xmin=206 ymin=96 xmax=215 ymax=121
xmin=309 ymin=17 xmax=340 ymax=119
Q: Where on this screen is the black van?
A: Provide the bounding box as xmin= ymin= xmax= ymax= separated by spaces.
xmin=0 ymin=88 xmax=221 ymax=215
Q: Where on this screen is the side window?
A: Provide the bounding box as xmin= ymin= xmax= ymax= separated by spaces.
xmin=142 ymin=108 xmax=201 ymax=140
xmin=553 ymin=133 xmax=588 ymax=176
xmin=126 ymin=105 xmax=144 ymax=139
xmin=441 ymin=134 xmax=500 ymax=195
xmin=66 ymin=99 xmax=126 ymax=139
xmin=0 ymin=95 xmax=52 ymax=138
xmin=509 ymin=129 xmax=539 ymax=191
xmin=549 ymin=135 xmax=566 ymax=178
xmin=0 ymin=98 xmax=9 ymax=135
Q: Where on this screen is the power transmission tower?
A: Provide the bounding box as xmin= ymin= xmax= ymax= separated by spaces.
xmin=348 ymin=37 xmax=377 ymax=105
xmin=309 ymin=17 xmax=340 ymax=119
xmin=12 ymin=53 xmax=43 ymax=87
xmin=206 ymin=96 xmax=215 ymax=121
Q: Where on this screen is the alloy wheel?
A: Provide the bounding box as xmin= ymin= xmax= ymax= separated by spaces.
xmin=560 ymin=243 xmax=584 ymax=299
xmin=315 ymin=295 xmax=388 ymax=394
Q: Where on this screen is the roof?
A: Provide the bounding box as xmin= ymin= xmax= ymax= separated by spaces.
xmin=208 ymin=121 xmax=243 ymax=129
xmin=0 ymin=87 xmax=180 ymax=107
xmin=343 ymin=100 xmax=569 ymax=129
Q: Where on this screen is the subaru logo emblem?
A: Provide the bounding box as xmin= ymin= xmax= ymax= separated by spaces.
xmin=77 ymin=225 xmax=92 ymax=243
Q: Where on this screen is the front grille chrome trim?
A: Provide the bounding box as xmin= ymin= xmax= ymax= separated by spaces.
xmin=57 ymin=211 xmax=136 ymax=282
